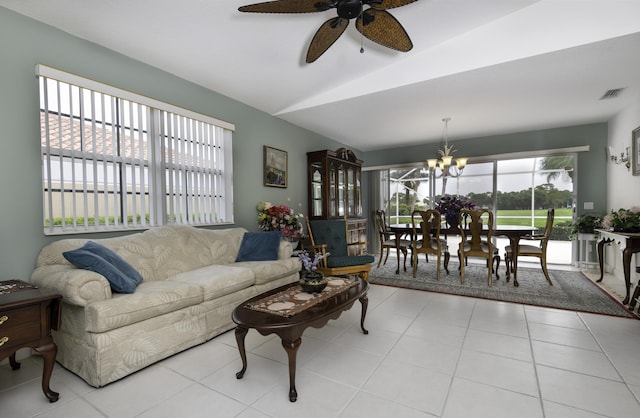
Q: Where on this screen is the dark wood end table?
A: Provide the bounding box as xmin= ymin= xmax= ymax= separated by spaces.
xmin=0 ymin=280 xmax=62 ymax=402
xmin=232 ymin=277 xmax=369 ymax=402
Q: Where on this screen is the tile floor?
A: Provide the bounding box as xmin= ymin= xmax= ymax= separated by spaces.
xmin=2 ymin=272 xmax=640 ymax=418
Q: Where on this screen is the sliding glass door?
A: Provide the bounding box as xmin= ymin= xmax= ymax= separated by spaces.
xmin=378 ymin=154 xmax=574 ymax=264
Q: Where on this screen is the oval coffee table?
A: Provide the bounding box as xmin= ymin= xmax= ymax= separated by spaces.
xmin=232 ymin=276 xmax=369 ymax=402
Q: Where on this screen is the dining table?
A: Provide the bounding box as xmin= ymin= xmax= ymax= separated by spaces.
xmin=389 ymin=223 xmax=538 ymax=286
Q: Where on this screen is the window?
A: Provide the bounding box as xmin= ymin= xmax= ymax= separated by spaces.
xmin=379 ymin=152 xmax=576 ymax=264
xmin=37 ymin=65 xmax=234 ymax=235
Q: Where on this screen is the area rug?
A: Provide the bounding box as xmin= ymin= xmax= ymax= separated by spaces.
xmin=369 ymin=260 xmax=637 ymax=318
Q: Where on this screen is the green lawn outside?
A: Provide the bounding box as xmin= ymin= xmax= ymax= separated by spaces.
xmin=390 ymin=208 xmax=572 ymax=228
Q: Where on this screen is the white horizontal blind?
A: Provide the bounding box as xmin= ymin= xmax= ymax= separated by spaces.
xmin=38 ymin=65 xmax=234 ymax=235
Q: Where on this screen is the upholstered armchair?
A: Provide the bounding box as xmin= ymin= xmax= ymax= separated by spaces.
xmin=306 ymin=217 xmax=375 ymax=280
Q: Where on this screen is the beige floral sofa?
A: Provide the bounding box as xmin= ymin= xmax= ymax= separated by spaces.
xmin=30 ymin=225 xmax=300 ymax=387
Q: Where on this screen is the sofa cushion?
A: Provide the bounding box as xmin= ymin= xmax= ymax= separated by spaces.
xmin=168 ymin=265 xmax=255 ymax=301
xmin=85 ymin=281 xmax=203 ymax=333
xmin=234 ymin=257 xmax=301 ymax=285
xmin=236 ymin=231 xmax=282 ymax=262
xmin=63 ymin=247 xmax=141 ymax=294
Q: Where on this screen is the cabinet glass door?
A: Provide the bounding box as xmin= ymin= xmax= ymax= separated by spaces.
xmin=354 ymin=170 xmax=361 ymax=216
xmin=311 ymin=163 xmax=323 ymax=217
xmin=329 ymin=161 xmax=337 ymax=217
xmin=337 ymin=164 xmax=345 ymax=216
xmin=347 ymin=167 xmax=354 ymax=216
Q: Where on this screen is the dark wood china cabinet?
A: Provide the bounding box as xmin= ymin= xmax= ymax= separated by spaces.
xmin=307 ymin=148 xmax=367 ymax=252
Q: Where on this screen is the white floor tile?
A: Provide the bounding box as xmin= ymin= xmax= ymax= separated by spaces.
xmin=385 ymin=334 xmax=460 ymax=376
xmin=4 ymin=281 xmax=640 ymax=418
xmin=537 ymin=365 xmax=640 ymax=417
xmin=303 ymin=342 xmax=384 ymax=388
xmin=82 ymin=366 xmax=194 ymax=418
xmin=442 ymin=378 xmax=543 ymax=418
xmin=251 ymin=369 xmax=357 ymax=418
xmin=136 ymin=382 xmax=245 ymax=418
xmin=462 ymin=328 xmax=532 ymax=361
xmin=339 ymin=391 xmax=434 ymax=418
xmin=532 ymin=340 xmax=621 ymax=380
xmin=528 ymin=321 xmax=601 ymax=351
xmin=363 ymin=359 xmax=451 ymax=416
xmin=543 ymin=400 xmax=609 ymax=418
xmin=455 ymin=350 xmax=538 ymax=397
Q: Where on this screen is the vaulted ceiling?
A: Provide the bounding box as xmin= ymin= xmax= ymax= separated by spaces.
xmin=2 ymin=0 xmax=639 ymax=151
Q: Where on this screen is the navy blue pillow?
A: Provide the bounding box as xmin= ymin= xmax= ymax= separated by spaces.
xmin=236 ymin=231 xmax=282 ymax=262
xmin=82 ymin=241 xmax=142 ymax=286
xmin=63 ymin=242 xmax=142 ymax=293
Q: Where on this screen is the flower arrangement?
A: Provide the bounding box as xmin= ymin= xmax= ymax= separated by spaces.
xmin=257 ymin=201 xmax=304 ymax=240
xmin=602 ymin=207 xmax=640 ymax=232
xmin=298 ymin=250 xmax=326 ymax=273
xmin=435 ymin=195 xmax=476 ymax=227
xmin=298 ymin=250 xmax=328 ymax=292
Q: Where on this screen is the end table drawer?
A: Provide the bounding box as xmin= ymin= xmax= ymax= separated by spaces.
xmin=0 ymin=305 xmax=42 ymax=349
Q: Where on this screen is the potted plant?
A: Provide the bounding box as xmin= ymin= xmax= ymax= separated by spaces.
xmin=434 ymin=195 xmax=475 ymax=228
xmin=297 ymin=250 xmax=328 ymax=293
xmin=602 ymin=207 xmax=640 ymax=232
xmin=569 ymin=213 xmax=603 ymax=239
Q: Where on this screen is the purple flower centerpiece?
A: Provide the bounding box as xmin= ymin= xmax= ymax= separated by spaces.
xmin=297 ymin=250 xmax=328 ymax=293
xmin=435 ymin=195 xmax=475 ymax=228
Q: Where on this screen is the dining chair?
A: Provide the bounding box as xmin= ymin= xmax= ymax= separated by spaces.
xmin=460 ymin=219 xmax=501 ymax=279
xmin=505 ymin=208 xmax=555 ymax=285
xmin=458 ymin=209 xmax=494 ymax=286
xmin=374 ymin=209 xmax=411 ymax=271
xmin=411 ymin=210 xmax=450 ymax=279
xmin=306 ymin=216 xmax=375 ymax=280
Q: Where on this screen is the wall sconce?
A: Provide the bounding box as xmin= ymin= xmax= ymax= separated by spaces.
xmin=609 ymin=146 xmax=631 ymax=170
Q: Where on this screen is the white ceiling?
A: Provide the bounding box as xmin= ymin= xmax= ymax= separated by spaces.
xmin=3 ymin=0 xmax=640 ymax=151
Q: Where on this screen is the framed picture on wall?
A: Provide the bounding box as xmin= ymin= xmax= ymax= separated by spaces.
xmin=633 ymin=125 xmax=640 ymax=176
xmin=264 ymin=146 xmax=288 ymax=188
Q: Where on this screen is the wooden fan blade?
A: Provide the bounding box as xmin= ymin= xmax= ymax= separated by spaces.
xmin=239 ymin=0 xmax=333 ymax=13
xmin=355 ymin=9 xmax=413 ymax=51
xmin=306 ymin=17 xmax=348 ymax=63
xmin=369 ymin=0 xmax=418 ymax=10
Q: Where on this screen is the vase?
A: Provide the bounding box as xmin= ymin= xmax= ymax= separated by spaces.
xmin=299 ymin=271 xmax=327 ymax=293
xmin=445 ymin=212 xmax=460 ymax=229
xmin=284 ymin=238 xmax=300 ymax=250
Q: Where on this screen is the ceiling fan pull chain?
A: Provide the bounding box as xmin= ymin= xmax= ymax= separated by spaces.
xmin=360 ymin=13 xmax=365 ymax=54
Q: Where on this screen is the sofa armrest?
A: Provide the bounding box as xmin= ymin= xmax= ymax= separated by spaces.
xmin=278 ymin=240 xmax=294 ymax=259
xmin=30 ymin=264 xmax=112 ymax=307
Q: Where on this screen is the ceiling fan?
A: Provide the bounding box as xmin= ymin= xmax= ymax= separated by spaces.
xmin=238 ymin=0 xmax=418 ymax=63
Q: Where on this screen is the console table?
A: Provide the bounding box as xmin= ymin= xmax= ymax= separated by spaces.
xmin=596 ymin=229 xmax=640 ymax=308
xmin=0 ymin=280 xmax=62 ymax=402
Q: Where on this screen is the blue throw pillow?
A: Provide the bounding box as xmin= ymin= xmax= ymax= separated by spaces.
xmin=236 ymin=231 xmax=282 ymax=262
xmin=82 ymin=241 xmax=143 ymax=286
xmin=63 ymin=242 xmax=142 ymax=293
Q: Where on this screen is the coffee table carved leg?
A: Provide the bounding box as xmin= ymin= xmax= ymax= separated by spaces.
xmin=282 ymin=338 xmax=301 ymax=402
xmin=234 ymin=326 xmax=249 ymax=379
xmin=35 ymin=342 xmax=59 ymax=402
xmin=359 ymin=294 xmax=369 ymax=334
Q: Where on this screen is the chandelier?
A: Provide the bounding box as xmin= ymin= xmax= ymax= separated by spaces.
xmin=426 ymin=117 xmax=467 ymax=177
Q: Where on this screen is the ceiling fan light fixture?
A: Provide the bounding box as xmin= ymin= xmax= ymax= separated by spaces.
xmin=238 ymin=0 xmax=418 ymax=62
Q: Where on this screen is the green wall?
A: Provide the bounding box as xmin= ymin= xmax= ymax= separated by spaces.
xmin=0 ymin=6 xmax=609 ymax=281
xmin=0 ymin=7 xmax=349 ymax=279
xmin=362 ymin=123 xmax=608 ymax=220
